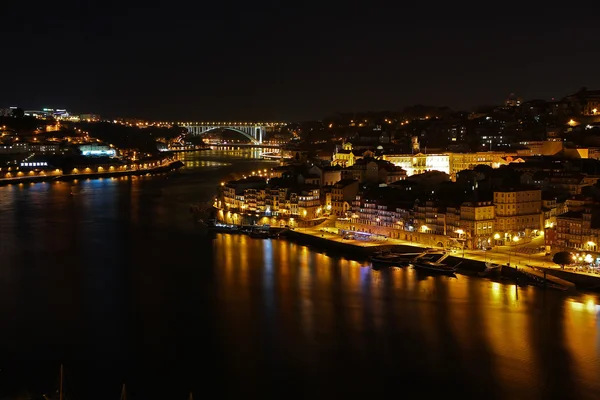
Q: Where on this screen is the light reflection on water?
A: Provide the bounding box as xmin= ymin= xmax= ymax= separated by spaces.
xmin=214 ymin=234 xmax=600 ymax=398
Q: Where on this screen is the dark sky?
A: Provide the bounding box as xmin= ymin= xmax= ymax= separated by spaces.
xmin=2 ymin=2 xmax=600 ymax=121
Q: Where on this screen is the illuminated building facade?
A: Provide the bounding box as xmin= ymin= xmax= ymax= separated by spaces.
xmin=383 ymin=151 xmax=522 ymax=179
xmin=217 ymin=176 xmax=323 ymax=226
xmin=78 ymin=144 xmax=117 ymax=157
xmin=493 ymin=187 xmax=543 ymax=241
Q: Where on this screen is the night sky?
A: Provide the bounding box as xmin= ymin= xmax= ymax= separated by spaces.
xmin=2 ymin=3 xmax=600 ymax=121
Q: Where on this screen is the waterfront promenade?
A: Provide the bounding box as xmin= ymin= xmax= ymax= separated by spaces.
xmin=292 ymin=226 xmax=600 ymax=289
xmin=0 ymin=160 xmax=182 ymax=186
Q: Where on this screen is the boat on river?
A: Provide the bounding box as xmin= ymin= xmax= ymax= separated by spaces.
xmin=370 ymin=249 xmax=443 ymax=268
xmin=248 ymin=229 xmax=269 ymax=238
xmin=411 ymin=260 xmax=457 ymax=274
xmin=479 ymin=261 xmax=503 ymax=276
xmin=370 ymin=253 xmax=410 ymax=267
xmin=410 ymin=252 xmax=457 ymax=275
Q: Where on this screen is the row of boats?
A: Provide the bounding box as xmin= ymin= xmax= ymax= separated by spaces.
xmin=203 ymin=220 xmax=285 ymax=239
xmin=370 ymin=248 xmax=505 ymax=277
xmin=370 ymin=249 xmax=457 ymax=275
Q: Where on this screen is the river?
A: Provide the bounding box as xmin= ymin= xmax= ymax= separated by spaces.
xmin=0 ymin=148 xmax=599 ymax=399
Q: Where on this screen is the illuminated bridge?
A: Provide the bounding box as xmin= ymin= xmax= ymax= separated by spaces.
xmin=179 ymin=122 xmax=286 ymax=144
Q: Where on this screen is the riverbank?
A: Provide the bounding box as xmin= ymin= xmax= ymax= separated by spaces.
xmin=161 ymin=147 xmax=212 ymax=153
xmin=285 ymin=229 xmax=599 ymax=292
xmin=0 ymin=160 xmax=184 ymax=186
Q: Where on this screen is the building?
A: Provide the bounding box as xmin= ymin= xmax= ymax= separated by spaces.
xmin=383 ymin=153 xmax=450 ymax=176
xmin=28 ymin=142 xmax=61 ymax=154
xmin=516 ymin=141 xmax=564 ymax=156
xmin=217 ymin=176 xmax=323 ymax=226
xmin=0 ymin=107 xmax=17 ymax=117
xmin=414 ymin=200 xmax=446 ymax=236
xmin=331 ymin=142 xmax=356 ymax=167
xmin=78 ymin=144 xmax=116 ymax=157
xmin=555 ymin=207 xmax=600 ymax=252
xmin=541 ymin=193 xmax=562 ymax=229
xmin=0 ymin=142 xmax=29 ymax=154
xmin=331 ymin=179 xmax=359 ymax=217
xmin=493 ymin=187 xmax=543 ymax=241
xmin=383 ymin=151 xmax=521 ymax=180
xmin=311 ymin=165 xmax=342 ymax=187
xmin=342 ymin=158 xmax=406 ymax=183
xmin=459 ymin=201 xmax=495 ymax=249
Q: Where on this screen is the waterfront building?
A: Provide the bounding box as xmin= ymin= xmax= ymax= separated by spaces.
xmin=331 ymin=179 xmax=359 ymax=217
xmin=446 ymin=205 xmax=461 ymax=240
xmin=555 ymin=206 xmax=600 ymax=251
xmin=414 ymin=200 xmax=447 ymax=236
xmin=542 ymin=193 xmax=563 ymax=229
xmin=217 ymin=175 xmax=323 ymax=226
xmin=459 ymin=200 xmax=495 ymax=249
xmin=493 ymin=186 xmax=543 ymax=242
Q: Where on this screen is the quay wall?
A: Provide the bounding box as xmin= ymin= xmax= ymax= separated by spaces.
xmin=284 ymin=230 xmax=600 ymax=291
xmin=0 ymin=161 xmax=183 ymax=186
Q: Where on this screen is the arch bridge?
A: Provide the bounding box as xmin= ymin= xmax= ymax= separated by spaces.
xmin=182 ymin=122 xmax=286 ymax=144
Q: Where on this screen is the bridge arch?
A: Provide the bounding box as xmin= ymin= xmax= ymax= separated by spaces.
xmin=194 ymin=127 xmax=259 ymax=144
xmin=185 ymin=124 xmax=264 ymax=144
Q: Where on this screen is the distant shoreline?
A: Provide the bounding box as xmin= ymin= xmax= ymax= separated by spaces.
xmin=0 ymin=160 xmax=183 ymax=186
xmin=161 ymin=147 xmax=212 ymax=153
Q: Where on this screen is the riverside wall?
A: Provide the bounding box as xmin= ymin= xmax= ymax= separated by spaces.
xmin=284 ymin=229 xmax=600 ymax=291
xmin=0 ymin=161 xmax=183 ymax=186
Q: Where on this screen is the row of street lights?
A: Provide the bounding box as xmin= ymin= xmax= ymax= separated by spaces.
xmin=455 ymin=229 xmax=521 ymax=265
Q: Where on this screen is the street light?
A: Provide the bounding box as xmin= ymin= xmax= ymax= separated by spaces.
xmin=455 ymin=229 xmax=465 ymax=258
xmin=508 ymin=235 xmax=520 ymax=266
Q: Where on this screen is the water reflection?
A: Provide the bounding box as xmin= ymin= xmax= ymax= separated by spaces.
xmin=213 ymin=234 xmax=600 ymax=398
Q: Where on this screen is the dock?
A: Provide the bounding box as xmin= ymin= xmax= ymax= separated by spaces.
xmin=506 ymin=264 xmax=576 ymax=290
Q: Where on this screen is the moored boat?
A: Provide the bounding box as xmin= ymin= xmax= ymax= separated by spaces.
xmin=479 ymin=262 xmax=503 ymax=276
xmin=206 ymin=220 xmax=240 ymax=233
xmin=248 ymin=229 xmax=269 ymax=238
xmin=370 ymin=253 xmax=408 ymax=267
xmin=411 ymin=260 xmax=457 ymax=274
xmin=410 ymin=253 xmax=456 ymax=274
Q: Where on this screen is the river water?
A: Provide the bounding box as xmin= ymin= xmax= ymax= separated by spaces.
xmin=0 ymin=148 xmax=599 ymax=399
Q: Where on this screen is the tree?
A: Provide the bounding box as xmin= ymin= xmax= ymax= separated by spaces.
xmin=552 ymin=251 xmax=573 ymax=270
